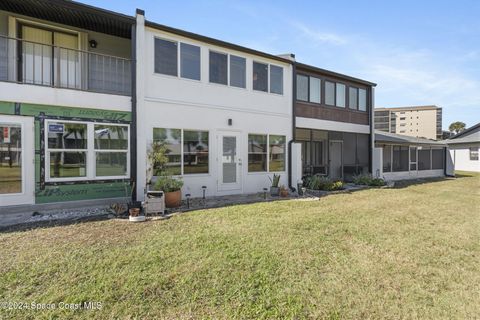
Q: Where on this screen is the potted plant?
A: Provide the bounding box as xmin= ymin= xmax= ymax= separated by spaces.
xmin=154 ymin=175 xmax=184 ymax=208
xmin=269 ymin=173 xmax=281 ymax=196
xmin=279 ymin=185 xmax=289 ymax=197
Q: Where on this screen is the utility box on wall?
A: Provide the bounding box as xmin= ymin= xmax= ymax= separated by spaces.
xmin=372 ymin=147 xmax=383 ymax=178
xmin=291 ymin=142 xmax=303 ymax=189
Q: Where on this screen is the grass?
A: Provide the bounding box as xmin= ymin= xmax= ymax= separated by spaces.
xmin=1 ymin=172 xmax=479 ymax=319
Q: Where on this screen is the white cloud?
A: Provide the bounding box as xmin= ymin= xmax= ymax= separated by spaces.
xmin=290 ymin=21 xmax=347 ymax=46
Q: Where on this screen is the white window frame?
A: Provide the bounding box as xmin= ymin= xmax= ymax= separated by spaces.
xmin=153 ymin=36 xmax=201 ymax=81
xmin=247 ymin=133 xmax=286 ymax=173
xmin=252 ymin=61 xmax=284 ymax=95
xmin=153 ymin=128 xmax=210 ymax=176
xmin=45 ymin=119 xmax=130 ymax=182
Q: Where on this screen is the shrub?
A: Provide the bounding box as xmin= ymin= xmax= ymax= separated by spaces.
xmin=353 ymin=174 xmax=385 ymax=186
xmin=153 ymin=175 xmax=184 ymax=192
xmin=304 ymin=175 xmax=345 ymax=191
xmin=327 ymin=180 xmax=345 ymax=191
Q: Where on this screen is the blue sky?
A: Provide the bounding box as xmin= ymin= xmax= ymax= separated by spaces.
xmin=83 ymin=0 xmax=480 ymax=129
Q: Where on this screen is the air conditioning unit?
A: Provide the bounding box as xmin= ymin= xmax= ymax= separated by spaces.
xmin=145 ymin=191 xmax=165 ymax=215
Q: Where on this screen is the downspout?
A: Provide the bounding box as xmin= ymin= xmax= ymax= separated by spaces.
xmin=288 ymin=61 xmax=297 ymax=191
xmin=129 ymin=12 xmax=140 ymax=201
xmin=369 ymin=86 xmax=375 ymax=175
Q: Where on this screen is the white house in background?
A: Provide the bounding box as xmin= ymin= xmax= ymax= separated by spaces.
xmin=134 ymin=11 xmax=294 ymax=200
xmin=373 ymin=130 xmax=453 ymax=181
xmin=447 ymin=123 xmax=480 ymax=172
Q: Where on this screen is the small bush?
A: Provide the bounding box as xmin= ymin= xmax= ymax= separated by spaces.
xmin=353 ymin=174 xmax=385 ymax=186
xmin=304 ymin=175 xmax=344 ymax=191
xmin=153 ymin=176 xmax=184 ymax=192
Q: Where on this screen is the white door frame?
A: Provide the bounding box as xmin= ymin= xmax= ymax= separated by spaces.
xmin=217 ymin=130 xmax=243 ymax=193
xmin=0 ymin=115 xmax=35 ymax=206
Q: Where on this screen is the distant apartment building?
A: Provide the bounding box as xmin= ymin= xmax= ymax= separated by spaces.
xmin=374 ymin=106 xmax=442 ymax=140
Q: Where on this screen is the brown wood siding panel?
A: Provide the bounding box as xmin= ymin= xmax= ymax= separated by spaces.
xmin=295 ymin=102 xmax=369 ymax=125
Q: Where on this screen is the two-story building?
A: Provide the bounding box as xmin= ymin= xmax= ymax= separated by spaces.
xmin=0 ymin=0 xmax=134 ymax=207
xmin=1 ymin=0 xmax=379 ymax=210
xmin=134 ymin=11 xmax=293 ymax=200
xmin=293 ymin=63 xmax=376 ymax=182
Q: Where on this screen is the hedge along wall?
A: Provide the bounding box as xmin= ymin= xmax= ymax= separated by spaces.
xmin=0 ymin=101 xmax=132 ymax=204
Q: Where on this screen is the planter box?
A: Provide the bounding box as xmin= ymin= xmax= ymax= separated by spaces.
xmin=145 ymin=191 xmax=165 ymax=215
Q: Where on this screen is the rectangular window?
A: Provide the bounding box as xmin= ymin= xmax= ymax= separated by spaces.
xmin=348 ymin=87 xmax=358 ymax=109
xmin=309 ymin=77 xmax=321 ymax=103
xmin=358 ymin=88 xmax=367 ymax=111
xmin=383 ymin=145 xmax=392 ymax=172
xmin=253 ymin=62 xmax=268 ymax=92
xmin=153 ymin=128 xmax=182 ymax=175
xmin=336 ymin=83 xmax=346 ymax=107
xmin=392 ymin=146 xmax=409 ymax=172
xmin=230 ymin=55 xmax=246 ymax=88
xmin=94 ymin=124 xmax=129 ymax=177
xmin=269 ymin=135 xmax=286 ymax=172
xmin=248 ymin=134 xmax=267 ymax=172
xmin=269 ymin=65 xmax=283 ymax=94
xmin=470 ymin=147 xmax=479 ymax=161
xmin=46 ymin=121 xmax=129 ymax=180
xmin=325 ymin=81 xmax=335 ymax=105
xmin=48 ymin=122 xmax=87 ymax=179
xmin=154 ymin=38 xmax=177 ymax=76
xmin=153 ymin=128 xmax=209 ymax=175
xmin=209 ymin=51 xmax=228 ymax=85
xmin=180 ymin=43 xmax=200 ymax=80
xmin=296 ymin=74 xmax=309 ymax=101
xmin=183 ymin=130 xmax=209 ymax=174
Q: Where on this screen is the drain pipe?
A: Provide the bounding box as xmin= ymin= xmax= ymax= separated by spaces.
xmin=288 ymin=61 xmax=297 ymax=191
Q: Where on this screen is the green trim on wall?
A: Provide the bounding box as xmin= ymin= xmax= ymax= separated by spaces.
xmin=35 ymin=182 xmax=131 ymax=204
xmin=1 ymin=100 xmax=133 ymax=204
xmin=0 ymin=101 xmax=15 ymax=114
xmin=20 ymin=103 xmax=131 ymax=121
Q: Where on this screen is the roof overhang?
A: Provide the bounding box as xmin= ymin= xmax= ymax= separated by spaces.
xmin=296 ymin=62 xmax=377 ymax=87
xmin=144 ymin=20 xmax=294 ymax=65
xmin=375 ymin=130 xmax=445 ymax=146
xmin=0 ymin=0 xmax=135 ymax=38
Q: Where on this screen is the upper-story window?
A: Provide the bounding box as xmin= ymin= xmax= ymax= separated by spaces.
xmin=209 ymin=52 xmax=246 ymax=88
xmin=253 ymin=62 xmax=268 ymax=92
xmin=325 ymin=81 xmax=335 ymax=106
xmin=358 ymin=88 xmax=367 ymax=111
xmin=154 ymin=38 xmax=200 ymax=80
xmin=296 ymin=74 xmax=321 ymax=103
xmin=336 ymin=83 xmax=346 ymax=108
xmin=230 ymin=55 xmax=246 ymax=88
xmin=209 ymin=51 xmax=228 ymax=85
xmin=180 ymin=43 xmax=201 ymax=80
xmin=154 ymin=38 xmax=178 ymax=76
xmin=270 ymin=65 xmax=283 ymax=94
xmin=348 ymin=87 xmax=358 ymax=109
xmin=253 ymin=62 xmax=283 ymax=94
xmin=296 ymin=75 xmax=308 ymax=101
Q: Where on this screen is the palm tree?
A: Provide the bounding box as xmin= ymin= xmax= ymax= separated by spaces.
xmin=448 ymin=121 xmax=466 ymax=134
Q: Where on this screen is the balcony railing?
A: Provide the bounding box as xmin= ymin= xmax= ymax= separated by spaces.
xmin=0 ymin=35 xmax=131 ymax=96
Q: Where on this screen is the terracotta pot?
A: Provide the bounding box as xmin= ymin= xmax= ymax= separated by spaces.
xmin=280 ymin=190 xmax=289 ymax=198
xmin=165 ymin=190 xmax=182 ymax=208
xmin=129 ymin=208 xmax=140 ymax=217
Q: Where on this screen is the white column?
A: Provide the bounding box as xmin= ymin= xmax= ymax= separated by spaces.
xmin=135 ymin=10 xmax=147 ymax=201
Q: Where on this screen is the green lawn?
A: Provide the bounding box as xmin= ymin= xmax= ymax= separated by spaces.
xmin=1 ymin=173 xmax=479 ymax=319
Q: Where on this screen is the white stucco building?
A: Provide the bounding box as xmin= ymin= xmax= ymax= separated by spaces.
xmin=134 ymin=11 xmax=294 ymax=200
xmin=447 ymin=123 xmax=480 ymax=172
